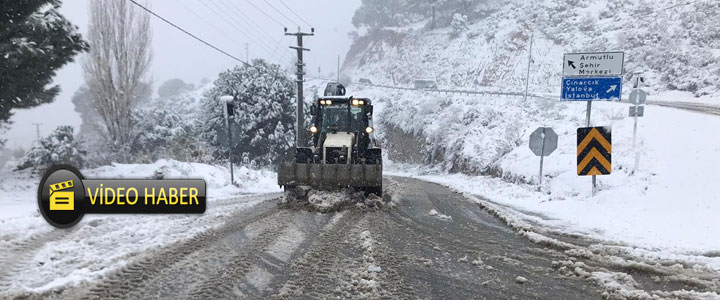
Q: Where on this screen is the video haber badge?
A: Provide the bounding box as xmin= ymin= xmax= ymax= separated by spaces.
xmin=38 ymin=165 xmax=206 ymax=228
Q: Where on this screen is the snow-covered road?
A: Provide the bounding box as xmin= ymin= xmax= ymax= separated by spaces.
xmin=3 ymin=177 xmax=719 ymax=299
xmin=646 ymin=100 xmax=720 ymax=116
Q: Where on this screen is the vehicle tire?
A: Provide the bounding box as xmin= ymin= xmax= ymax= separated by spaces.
xmin=283 ymin=185 xmax=298 ymax=203
xmin=365 ymin=186 xmax=382 ymax=197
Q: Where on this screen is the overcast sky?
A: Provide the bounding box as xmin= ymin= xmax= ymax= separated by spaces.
xmin=4 ymin=0 xmax=360 ymax=149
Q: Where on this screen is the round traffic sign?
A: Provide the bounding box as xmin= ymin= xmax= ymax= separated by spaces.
xmin=629 ymin=89 xmax=647 ymax=105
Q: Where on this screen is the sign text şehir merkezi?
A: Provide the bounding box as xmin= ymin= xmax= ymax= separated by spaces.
xmin=563 ymin=52 xmax=624 ymax=77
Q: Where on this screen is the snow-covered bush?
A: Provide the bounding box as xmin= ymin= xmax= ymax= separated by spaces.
xmin=200 ymin=59 xmax=296 ymax=166
xmin=451 ymin=13 xmax=468 ymax=35
xmin=16 ymin=126 xmax=86 ymax=171
xmin=130 ymin=107 xmax=206 ymax=163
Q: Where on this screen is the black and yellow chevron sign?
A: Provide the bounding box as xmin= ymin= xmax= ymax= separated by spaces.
xmin=577 ymin=127 xmax=611 ymax=176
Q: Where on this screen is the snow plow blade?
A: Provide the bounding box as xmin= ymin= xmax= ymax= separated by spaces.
xmin=277 ymin=162 xmax=382 ymax=188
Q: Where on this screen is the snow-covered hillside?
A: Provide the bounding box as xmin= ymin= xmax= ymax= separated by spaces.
xmin=345 ymin=0 xmax=720 ymax=97
xmin=341 ymin=0 xmax=720 ymax=274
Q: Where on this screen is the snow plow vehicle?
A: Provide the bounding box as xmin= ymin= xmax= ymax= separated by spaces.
xmin=277 ymin=83 xmax=382 ymax=198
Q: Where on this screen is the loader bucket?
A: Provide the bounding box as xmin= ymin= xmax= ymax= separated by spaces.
xmin=277 ymin=162 xmax=382 ymax=188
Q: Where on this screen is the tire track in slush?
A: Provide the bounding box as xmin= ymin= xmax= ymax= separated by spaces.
xmin=348 ymin=213 xmax=417 ymax=299
xmin=272 ymin=210 xmax=369 ymax=299
xmin=0 ymin=228 xmax=76 ymax=292
xmin=246 ymin=210 xmax=347 ymax=298
xmin=270 ymin=209 xmax=417 ymax=300
xmin=92 ymin=203 xmax=341 ymax=300
xmin=79 ymin=200 xmax=283 ymax=300
xmin=0 ymin=193 xmax=280 ymax=298
xmin=184 ymin=208 xmax=333 ymax=299
xmin=122 ymin=210 xmax=295 ymax=300
xmin=185 ymin=213 xmax=292 ymax=299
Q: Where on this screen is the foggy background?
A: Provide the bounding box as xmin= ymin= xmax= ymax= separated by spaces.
xmin=4 ymin=0 xmax=360 ymax=148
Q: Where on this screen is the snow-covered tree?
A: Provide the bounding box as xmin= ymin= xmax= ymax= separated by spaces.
xmin=130 ymin=107 xmax=204 ymax=163
xmin=82 ymin=0 xmax=153 ymax=149
xmin=157 ymin=78 xmax=194 ymax=99
xmin=16 ymin=126 xmax=85 ymax=171
xmin=201 ymin=59 xmax=296 ymax=165
xmin=451 ymin=13 xmax=468 ymax=34
xmin=71 ymin=85 xmax=102 ymax=139
xmin=0 ymin=0 xmax=88 ymax=136
xmin=352 ymin=0 xmax=479 ymax=30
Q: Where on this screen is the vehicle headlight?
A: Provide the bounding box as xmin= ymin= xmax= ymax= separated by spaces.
xmin=326 ymin=100 xmax=332 ymax=105
xmin=319 ymin=100 xmax=326 ymax=105
xmin=365 ymin=127 xmax=374 ymax=133
xmin=352 ymin=99 xmax=359 ymax=106
xmin=310 ymin=126 xmax=318 ymax=134
xmin=358 ymin=100 xmax=365 ymax=105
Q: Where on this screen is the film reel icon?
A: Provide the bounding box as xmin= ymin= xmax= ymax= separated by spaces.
xmin=49 ymin=179 xmax=75 ymax=211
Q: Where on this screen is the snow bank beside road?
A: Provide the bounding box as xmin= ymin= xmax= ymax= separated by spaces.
xmin=487 ymin=104 xmax=720 ymax=253
xmin=0 ymin=159 xmax=280 ymax=294
xmin=0 ymin=159 xmax=279 ymax=218
xmin=84 ymin=159 xmax=279 ymax=198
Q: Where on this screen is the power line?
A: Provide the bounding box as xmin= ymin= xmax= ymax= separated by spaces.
xmin=658 ymin=0 xmax=706 ymax=12
xmin=206 ymin=0 xmax=279 ymax=53
xmin=175 ymin=0 xmax=292 ymax=68
xmin=213 ymin=0 xmax=287 ymax=51
xmin=261 ymin=0 xmax=298 ymax=26
xmin=129 ymin=0 xmax=299 ymax=80
xmin=215 ymin=0 xmax=295 ymax=65
xmin=218 ymin=0 xmax=273 ymax=33
xmin=276 ymin=0 xmax=312 ymax=27
xmin=174 ymin=0 xmax=253 ymax=53
xmin=268 ymin=35 xmax=286 ymax=65
xmin=244 ymin=0 xmax=286 ymax=27
xmin=199 ymin=0 xmax=277 ymax=54
xmin=127 ymin=0 xmax=250 ymax=66
xmin=648 ymin=0 xmax=708 ymax=16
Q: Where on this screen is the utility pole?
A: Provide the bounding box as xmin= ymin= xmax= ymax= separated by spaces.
xmin=523 ymin=30 xmax=534 ymax=102
xmin=337 ymin=55 xmax=340 ymax=83
xmin=432 ymin=3 xmax=436 ymax=30
xmin=32 ymin=123 xmax=42 ymax=141
xmin=285 ymin=27 xmax=314 ymax=146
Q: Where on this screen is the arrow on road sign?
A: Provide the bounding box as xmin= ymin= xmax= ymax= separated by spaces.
xmin=577 ymin=127 xmax=612 ymax=176
xmin=568 ymin=60 xmax=576 ymax=69
xmin=606 ymin=85 xmax=617 ymax=93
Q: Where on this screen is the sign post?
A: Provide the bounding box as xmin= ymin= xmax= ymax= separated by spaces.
xmin=220 ymin=95 xmax=235 ymax=185
xmin=529 ymin=127 xmax=558 ymax=189
xmin=629 ymin=76 xmax=647 ymax=173
xmin=562 ymin=51 xmax=623 ymax=196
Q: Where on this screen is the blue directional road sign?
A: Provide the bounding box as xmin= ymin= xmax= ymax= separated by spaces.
xmin=561 ymin=77 xmax=622 ymax=101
